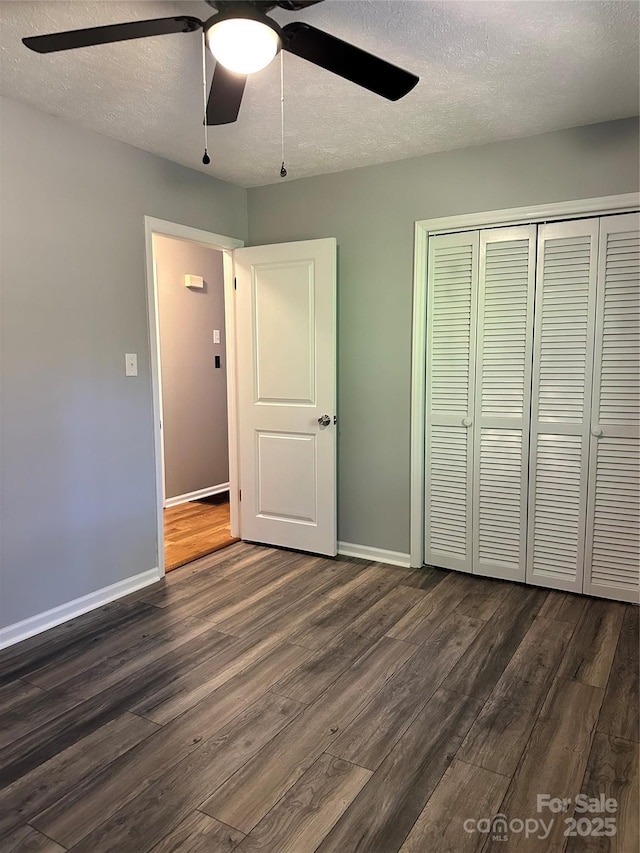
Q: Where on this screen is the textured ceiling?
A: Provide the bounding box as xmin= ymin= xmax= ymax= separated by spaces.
xmin=1 ymin=0 xmax=638 ymax=187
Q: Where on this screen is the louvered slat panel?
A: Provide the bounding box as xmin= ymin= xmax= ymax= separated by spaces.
xmin=427 ymin=426 xmax=469 ymax=558
xmin=473 ymin=226 xmax=535 ymax=582
xmin=590 ymin=437 xmax=639 ymax=592
xmin=527 ymin=219 xmax=598 ymax=592
xmin=430 ymin=246 xmax=474 ymax=413
xmin=477 ymin=429 xmax=523 ymax=569
xmin=537 ymin=233 xmax=591 ymax=422
xmin=598 ymin=227 xmax=640 ymax=424
xmin=585 ymin=212 xmax=640 ymax=603
xmin=425 ymin=232 xmax=478 ymax=572
xmin=530 ymin=434 xmax=585 ymax=580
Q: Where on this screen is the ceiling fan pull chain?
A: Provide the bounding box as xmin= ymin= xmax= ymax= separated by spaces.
xmin=201 ymin=31 xmax=210 ymax=165
xmin=280 ymin=50 xmax=287 ymax=178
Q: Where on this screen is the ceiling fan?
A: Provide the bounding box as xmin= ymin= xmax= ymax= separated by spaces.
xmin=22 ymin=1 xmax=419 ymax=127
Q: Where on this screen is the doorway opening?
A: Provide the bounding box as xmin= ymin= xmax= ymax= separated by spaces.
xmin=144 ymin=217 xmax=244 ymax=576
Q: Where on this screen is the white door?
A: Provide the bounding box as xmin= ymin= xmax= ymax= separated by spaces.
xmin=473 ymin=226 xmax=536 ymax=582
xmin=424 ymin=231 xmax=479 ymax=572
xmin=526 ymin=219 xmax=599 ymax=593
xmin=234 ymin=238 xmax=337 ymax=555
xmin=584 ymin=212 xmax=640 ymax=603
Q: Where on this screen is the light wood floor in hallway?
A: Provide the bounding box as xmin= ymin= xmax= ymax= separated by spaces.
xmin=0 ymin=542 xmax=638 ymax=852
xmin=164 ymin=497 xmax=238 ymax=572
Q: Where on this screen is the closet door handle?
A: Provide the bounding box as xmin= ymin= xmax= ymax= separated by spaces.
xmin=462 ymin=417 xmax=473 ymax=427
xmin=591 ymin=426 xmax=603 ymax=437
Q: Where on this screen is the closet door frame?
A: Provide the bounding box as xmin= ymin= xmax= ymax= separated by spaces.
xmin=410 ymin=193 xmax=639 ymax=569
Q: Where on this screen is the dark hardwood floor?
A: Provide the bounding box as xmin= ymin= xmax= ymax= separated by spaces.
xmin=0 ymin=543 xmax=637 ymax=852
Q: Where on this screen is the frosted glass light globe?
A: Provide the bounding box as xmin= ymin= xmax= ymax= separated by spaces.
xmin=206 ymin=18 xmax=280 ymax=75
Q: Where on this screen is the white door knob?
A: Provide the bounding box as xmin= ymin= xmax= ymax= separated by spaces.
xmin=591 ymin=426 xmax=603 ymax=437
xmin=462 ymin=417 xmax=473 ymax=427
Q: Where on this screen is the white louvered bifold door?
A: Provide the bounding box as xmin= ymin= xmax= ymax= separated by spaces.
xmin=526 ymin=219 xmax=599 ymax=592
xmin=584 ymin=213 xmax=640 ymax=603
xmin=425 ymin=232 xmax=479 ymax=572
xmin=473 ymin=226 xmax=536 ymax=581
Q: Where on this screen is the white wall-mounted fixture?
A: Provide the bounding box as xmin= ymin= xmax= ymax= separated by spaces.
xmin=125 ymin=353 xmax=138 ymax=376
xmin=185 ymin=274 xmax=204 ymax=289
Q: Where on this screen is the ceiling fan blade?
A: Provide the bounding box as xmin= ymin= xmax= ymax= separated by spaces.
xmin=277 ymin=1 xmax=325 ymax=10
xmin=22 ymin=16 xmax=202 ymax=54
xmin=282 ymin=22 xmax=418 ymax=101
xmin=206 ymin=63 xmax=247 ymax=125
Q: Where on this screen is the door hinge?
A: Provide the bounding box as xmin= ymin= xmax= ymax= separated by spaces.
xmin=234 ymin=277 xmax=237 ymax=290
xmin=239 ymin=489 xmax=242 ymax=501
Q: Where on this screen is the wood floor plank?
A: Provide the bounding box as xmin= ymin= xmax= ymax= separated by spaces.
xmin=29 ymin=641 xmax=311 ymax=849
xmin=1 ymin=825 xmax=65 ymax=852
xmin=442 ymin=585 xmax=548 ymax=700
xmin=320 ymin=561 xmax=392 ymax=602
xmin=285 ymin=568 xmax=403 ymax=650
xmin=0 ymin=603 xmax=124 ymax=680
xmin=0 ymin=680 xmax=46 ymax=718
xmin=565 ymin=732 xmax=639 ymax=853
xmin=329 ymin=611 xmax=484 ymax=770
xmin=150 ymin=812 xmax=244 ymax=853
xmin=399 ymin=759 xmax=510 ymax=853
xmin=395 ymin=565 xmax=450 ymax=592
xmin=272 ymin=585 xmax=426 ymax=703
xmin=0 ymin=712 xmax=159 ymax=839
xmin=0 ymin=628 xmax=238 ymax=783
xmin=143 ymin=544 xmax=289 ymax=610
xmin=51 ymin=620 xmax=233 ymax=703
xmin=130 ymin=633 xmax=283 ymax=724
xmin=557 ymin=599 xmax=626 ymax=688
xmin=458 ymin=615 xmax=575 ymax=776
xmin=200 ymin=636 xmax=416 ymax=833
xmin=538 ymin=589 xmax=588 ymax=624
xmin=148 ymin=543 xmax=262 ymax=597
xmin=315 ymin=688 xmax=483 ymax=853
xmin=0 ymin=689 xmax=80 ymax=756
xmin=0 ymin=603 xmax=141 ymax=686
xmin=21 ymin=602 xmax=180 ymax=690
xmin=205 ymin=559 xmax=344 ymax=638
xmin=68 ymin=693 xmax=304 ymax=853
xmin=147 ymin=552 xmax=306 ymax=623
xmin=385 ymin=571 xmax=478 ymax=644
xmin=484 ymin=677 xmax=603 ymax=852
xmin=455 ymin=577 xmax=512 ymax=621
xmin=237 ymin=753 xmax=372 ymax=853
xmin=597 ymin=607 xmax=639 ymax=741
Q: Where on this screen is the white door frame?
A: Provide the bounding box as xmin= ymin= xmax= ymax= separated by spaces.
xmin=409 ymin=192 xmax=640 ymax=569
xmin=144 ymin=216 xmax=244 ymax=577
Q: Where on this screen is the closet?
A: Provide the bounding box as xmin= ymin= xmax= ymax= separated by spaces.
xmin=424 ymin=212 xmax=639 ymax=603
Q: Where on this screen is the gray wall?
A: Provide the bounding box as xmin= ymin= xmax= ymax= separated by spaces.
xmin=0 ymin=97 xmax=247 ymax=630
xmin=153 ymin=235 xmax=229 ymax=500
xmin=248 ymin=117 xmax=640 ymax=554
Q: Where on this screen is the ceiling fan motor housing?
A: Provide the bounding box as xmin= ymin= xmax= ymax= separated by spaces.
xmin=204 ymin=1 xmax=284 ymax=39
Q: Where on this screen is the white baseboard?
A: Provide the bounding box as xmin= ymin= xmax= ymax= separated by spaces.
xmin=164 ymin=482 xmax=230 ymax=509
xmin=337 ymin=542 xmax=411 ymax=569
xmin=0 ymin=566 xmax=162 ymax=651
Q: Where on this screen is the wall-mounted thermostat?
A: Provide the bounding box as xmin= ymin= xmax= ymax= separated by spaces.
xmin=185 ymin=274 xmax=204 ymax=289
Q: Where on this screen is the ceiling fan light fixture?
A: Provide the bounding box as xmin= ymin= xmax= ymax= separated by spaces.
xmin=206 ymin=17 xmax=280 ymax=75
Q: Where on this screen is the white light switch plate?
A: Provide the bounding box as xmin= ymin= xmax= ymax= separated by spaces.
xmin=125 ymin=353 xmax=138 ymax=376
xmin=213 ymin=330 xmax=221 ymax=344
